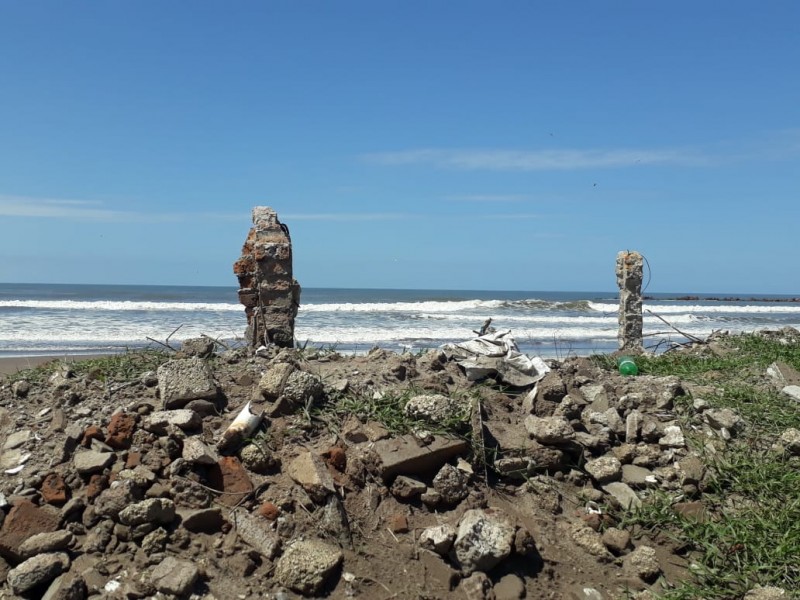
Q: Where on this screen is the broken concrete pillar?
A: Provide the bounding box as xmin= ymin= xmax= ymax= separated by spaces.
xmin=233 ymin=207 xmax=301 ymax=348
xmin=616 ymin=251 xmax=643 ymax=352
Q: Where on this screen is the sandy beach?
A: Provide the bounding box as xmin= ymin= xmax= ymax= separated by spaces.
xmin=0 ymin=354 xmax=112 ymax=376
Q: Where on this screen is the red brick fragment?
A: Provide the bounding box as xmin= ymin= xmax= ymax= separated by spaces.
xmin=81 ymin=425 xmax=104 ymax=448
xmin=208 ymin=457 xmax=254 ymax=507
xmin=86 ymin=474 xmax=109 ymax=502
xmin=388 ymin=513 xmax=409 ymax=534
xmin=323 ymin=446 xmax=347 ymax=472
xmin=125 ymin=452 xmax=142 ymax=469
xmin=258 ymin=502 xmax=280 ymax=521
xmin=105 ymin=413 xmax=136 ymax=449
xmin=0 ymin=500 xmax=60 ymax=561
xmin=40 ymin=473 xmax=69 ymax=505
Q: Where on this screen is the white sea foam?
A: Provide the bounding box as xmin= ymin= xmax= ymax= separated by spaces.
xmin=0 ymin=300 xmax=242 ymax=312
xmin=590 ymin=302 xmax=800 ymax=314
xmin=298 ymin=299 xmax=507 ymax=313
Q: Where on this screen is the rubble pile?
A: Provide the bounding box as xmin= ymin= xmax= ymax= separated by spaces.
xmin=0 ymin=335 xmax=795 ymax=600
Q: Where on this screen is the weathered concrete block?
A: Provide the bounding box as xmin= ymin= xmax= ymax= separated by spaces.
xmin=616 ymin=251 xmax=643 ymax=352
xmin=157 ymin=357 xmax=217 ymax=409
xmin=234 ymin=207 xmax=301 ymax=349
xmin=371 ymin=434 xmax=469 ymax=481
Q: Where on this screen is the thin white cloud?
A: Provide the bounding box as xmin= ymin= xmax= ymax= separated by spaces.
xmin=0 ymin=198 xmax=550 ymax=226
xmin=282 ymin=213 xmax=412 ymax=221
xmin=0 ymin=195 xmax=247 ymax=223
xmin=481 ymin=213 xmax=541 ymax=220
xmin=445 ymin=194 xmax=530 ymax=203
xmin=0 ymin=196 xmax=129 ymax=220
xmin=363 ymin=148 xmax=712 ymax=170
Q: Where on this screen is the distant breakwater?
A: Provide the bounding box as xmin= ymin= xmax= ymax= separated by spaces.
xmin=644 ymin=296 xmax=800 ymax=303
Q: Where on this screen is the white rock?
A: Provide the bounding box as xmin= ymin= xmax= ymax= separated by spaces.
xmin=453 ymin=508 xmax=516 ymax=574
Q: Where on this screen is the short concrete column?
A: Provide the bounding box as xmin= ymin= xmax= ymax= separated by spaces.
xmin=233 ymin=207 xmax=301 ymax=348
xmin=616 ymin=251 xmax=643 ymax=352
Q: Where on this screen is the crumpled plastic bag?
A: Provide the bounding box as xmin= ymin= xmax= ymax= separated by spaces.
xmin=441 ymin=330 xmax=550 ymax=387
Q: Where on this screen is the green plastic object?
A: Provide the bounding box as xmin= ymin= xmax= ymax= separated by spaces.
xmin=617 ymin=356 xmax=638 ymax=376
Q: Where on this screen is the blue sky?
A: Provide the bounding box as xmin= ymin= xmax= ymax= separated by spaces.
xmin=1 ymin=2 xmax=798 ymax=293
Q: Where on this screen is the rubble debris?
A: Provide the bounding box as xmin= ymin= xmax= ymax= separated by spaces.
xmin=0 ymin=327 xmax=791 ymax=599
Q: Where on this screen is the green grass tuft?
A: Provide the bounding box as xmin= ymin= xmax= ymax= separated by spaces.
xmin=606 ymin=333 xmax=800 ymax=598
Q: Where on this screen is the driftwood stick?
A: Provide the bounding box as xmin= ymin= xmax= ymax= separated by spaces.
xmin=146 ymin=337 xmax=177 ymax=351
xmin=645 ymin=309 xmax=703 ymax=343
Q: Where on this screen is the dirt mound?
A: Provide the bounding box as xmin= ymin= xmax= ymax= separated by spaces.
xmin=0 ymin=338 xmax=760 ymax=599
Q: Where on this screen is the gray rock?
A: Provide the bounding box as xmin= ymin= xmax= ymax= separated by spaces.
xmin=602 ymin=482 xmax=642 ymax=511
xmin=626 ymin=410 xmax=643 ymax=443
xmin=232 ymin=509 xmax=281 ymax=559
xmin=157 ymin=357 xmax=217 ymax=409
xmin=73 ymin=450 xmax=114 ymax=475
xmin=143 ymin=409 xmax=201 ymax=434
xmin=41 ymin=573 xmax=87 ymax=600
xmin=418 ymin=524 xmax=456 ymax=555
xmin=11 ymin=380 xmax=30 ymax=398
xmin=182 ymin=437 xmax=219 ymax=465
xmin=568 ymin=586 xmax=605 ymax=600
xmin=604 ymin=408 xmax=626 ymax=436
xmin=4 ymin=430 xmax=31 ymax=451
xmin=390 ymin=475 xmax=427 ymax=500
xmin=459 ymin=571 xmax=494 ymax=600
xmin=372 ymin=434 xmax=469 ymax=481
xmin=19 ymin=530 xmax=74 ymax=558
xmin=274 ymin=540 xmax=343 ymax=595
xmin=621 ymin=464 xmax=656 ymax=488
xmin=743 ymin=586 xmax=788 ymax=600
xmin=571 ymin=525 xmax=610 ymax=557
xmin=141 ymin=527 xmax=168 ymax=555
xmin=585 ymin=456 xmax=622 ymax=484
xmin=8 ymin=552 xmax=70 ymax=595
xmin=601 ymin=527 xmax=631 ymax=555
xmin=180 ymin=337 xmax=215 ymax=358
xmin=118 ymin=498 xmax=176 ymax=526
xmin=580 ymin=384 xmax=609 ymax=406
xmin=781 ymin=385 xmax=800 ymax=402
xmin=269 ymin=370 xmax=325 ymax=416
xmin=705 ymin=408 xmax=744 ymax=432
xmin=493 ymin=456 xmax=534 ymax=479
xmin=524 ymin=415 xmax=574 ymax=444
xmin=493 ymin=573 xmax=525 ymax=600
xmin=178 ymin=507 xmax=224 ymax=534
xmin=94 ymin=480 xmax=139 ymax=520
xmin=404 ymin=394 xmax=468 ymax=424
xmin=239 ymin=443 xmax=278 ymax=473
xmin=624 ymin=545 xmax=661 ymax=582
xmin=287 ymin=451 xmax=336 ymax=502
xmin=777 ymin=428 xmax=800 ymax=455
xmin=432 ymin=464 xmax=469 ymax=505
xmin=140 ymin=370 xmax=159 ymax=387
xmin=320 ymin=495 xmax=351 ymax=545
xmin=658 ymin=424 xmax=686 ymax=448
xmin=537 ymin=371 xmax=566 ymax=403
xmin=150 ymin=556 xmax=199 ymax=596
xmin=258 ymin=362 xmax=296 ymax=400
xmin=677 ymin=455 xmax=706 ymax=485
xmin=452 ymin=508 xmax=515 ymax=574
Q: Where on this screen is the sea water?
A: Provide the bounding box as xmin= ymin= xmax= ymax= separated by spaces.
xmin=1 ymin=283 xmax=800 ymax=359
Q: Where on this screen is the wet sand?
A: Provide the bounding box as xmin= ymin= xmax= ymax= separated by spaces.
xmin=0 ymin=354 xmax=112 ymax=376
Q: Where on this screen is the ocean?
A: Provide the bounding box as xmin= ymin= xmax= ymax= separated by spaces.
xmin=1 ymin=283 xmax=799 ymax=359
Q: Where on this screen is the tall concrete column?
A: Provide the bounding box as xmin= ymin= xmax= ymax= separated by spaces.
xmin=233 ymin=207 xmax=301 ymax=348
xmin=616 ymin=251 xmax=643 ymax=352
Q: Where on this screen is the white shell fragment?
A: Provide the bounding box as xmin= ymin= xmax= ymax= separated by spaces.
xmin=217 ymin=401 xmax=263 ymax=453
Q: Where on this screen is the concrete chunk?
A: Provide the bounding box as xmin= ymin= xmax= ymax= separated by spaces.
xmin=157 ymin=357 xmax=217 ymax=409
xmin=372 ymin=434 xmax=469 ymax=481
